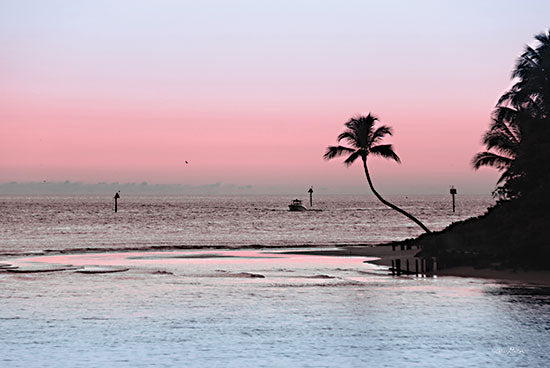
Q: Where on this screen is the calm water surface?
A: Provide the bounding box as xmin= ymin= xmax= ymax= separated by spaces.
xmin=1 ymin=250 xmax=549 ymax=367
xmin=0 ymin=194 xmax=493 ymax=255
xmin=1 ymin=195 xmax=548 ymax=367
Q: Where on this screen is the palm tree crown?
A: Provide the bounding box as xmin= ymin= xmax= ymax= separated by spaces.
xmin=324 ymin=114 xmax=400 ymax=165
xmin=324 ymin=113 xmax=431 ymax=234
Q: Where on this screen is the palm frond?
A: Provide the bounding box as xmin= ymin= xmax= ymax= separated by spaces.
xmin=337 ymin=130 xmax=358 ymax=146
xmin=343 ymin=150 xmax=363 ymax=166
xmin=491 ymin=107 xmax=523 ymax=137
xmin=371 ymin=125 xmax=393 ymax=144
xmin=370 ymin=144 xmax=401 ymax=163
xmin=534 ymin=30 xmax=550 ymax=45
xmin=482 ymin=133 xmax=518 ymax=157
xmin=471 ymin=151 xmax=513 ymax=170
xmin=513 ymin=45 xmax=539 ymax=80
xmin=323 ymin=145 xmax=355 ymax=160
xmin=497 ymin=89 xmax=516 ymax=106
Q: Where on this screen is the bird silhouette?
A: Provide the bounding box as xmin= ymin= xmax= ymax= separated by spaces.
xmin=185 ymin=161 xmax=189 ymax=164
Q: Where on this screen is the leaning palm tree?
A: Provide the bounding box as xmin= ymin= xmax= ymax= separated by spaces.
xmin=324 ymin=113 xmax=431 ymax=233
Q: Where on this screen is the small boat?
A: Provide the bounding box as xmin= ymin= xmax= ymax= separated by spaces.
xmin=288 ymin=199 xmax=307 ymax=211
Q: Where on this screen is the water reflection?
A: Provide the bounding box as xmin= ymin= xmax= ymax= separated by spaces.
xmin=1 ymin=250 xmax=548 ymax=367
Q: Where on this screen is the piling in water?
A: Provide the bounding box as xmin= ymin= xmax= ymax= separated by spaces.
xmin=450 ymin=186 xmax=457 ymax=212
xmin=114 ymin=191 xmax=120 ymax=213
xmin=420 ymin=258 xmax=426 ymax=275
xmin=395 ymin=259 xmax=401 ymax=276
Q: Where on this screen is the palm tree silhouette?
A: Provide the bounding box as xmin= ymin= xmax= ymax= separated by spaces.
xmin=324 ymin=114 xmax=431 ymax=233
xmin=498 ymin=30 xmax=550 ymax=117
xmin=472 ymin=106 xmax=521 ymax=187
xmin=473 ymin=29 xmax=550 ymax=198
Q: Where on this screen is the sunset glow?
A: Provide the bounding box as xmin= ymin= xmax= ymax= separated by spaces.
xmin=2 ymin=1 xmax=549 ymax=193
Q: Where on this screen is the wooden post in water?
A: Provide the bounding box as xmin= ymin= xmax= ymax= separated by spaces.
xmin=426 ymin=258 xmax=433 ymax=276
xmin=406 ymin=259 xmax=410 ymax=274
xmin=395 ymin=259 xmax=401 ymax=276
xmin=415 ymin=259 xmax=419 ymax=276
xmin=450 ymin=186 xmax=457 ymax=212
xmin=308 ymin=187 xmax=313 ymax=207
xmin=114 ymin=191 xmax=120 ymax=213
xmin=391 ymin=260 xmax=395 ymax=276
xmin=420 ymin=258 xmax=426 ymax=275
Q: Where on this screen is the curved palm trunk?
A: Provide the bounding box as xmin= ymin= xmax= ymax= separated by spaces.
xmin=362 ymin=158 xmax=431 ymax=233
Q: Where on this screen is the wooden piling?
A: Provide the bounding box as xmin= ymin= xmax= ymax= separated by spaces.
xmin=114 ymin=191 xmax=120 ymax=213
xmin=450 ymin=186 xmax=457 ymax=212
xmin=391 ymin=260 xmax=395 ymax=276
xmin=426 ymin=258 xmax=433 ymax=276
xmin=415 ymin=259 xmax=419 ymax=276
xmin=395 ymin=259 xmax=401 ymax=276
xmin=406 ymin=259 xmax=410 ymax=274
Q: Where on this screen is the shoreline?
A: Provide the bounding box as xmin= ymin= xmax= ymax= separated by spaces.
xmin=3 ymin=244 xmax=550 ymax=286
xmin=315 ymin=246 xmax=550 ymax=287
xmin=0 ymin=243 xmax=371 ymax=258
xmin=282 ymin=245 xmax=550 ymax=286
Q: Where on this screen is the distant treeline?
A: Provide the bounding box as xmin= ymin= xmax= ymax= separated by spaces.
xmin=0 ymin=181 xmax=254 ymax=195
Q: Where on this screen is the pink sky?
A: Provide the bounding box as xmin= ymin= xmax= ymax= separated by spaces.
xmin=1 ymin=1 xmax=549 ymax=194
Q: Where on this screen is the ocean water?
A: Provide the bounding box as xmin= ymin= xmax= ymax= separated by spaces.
xmin=2 ymin=194 xmax=549 ymax=367
xmin=0 ymin=194 xmax=493 ymax=255
xmin=1 ymin=250 xmax=549 ymax=367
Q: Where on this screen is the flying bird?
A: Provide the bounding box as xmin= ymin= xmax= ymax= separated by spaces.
xmin=185 ymin=161 xmax=189 ymax=164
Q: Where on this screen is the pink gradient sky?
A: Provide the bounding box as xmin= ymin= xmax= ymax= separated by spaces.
xmin=1 ymin=1 xmax=549 ymax=194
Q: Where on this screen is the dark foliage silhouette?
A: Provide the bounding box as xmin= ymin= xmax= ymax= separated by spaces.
xmin=473 ymin=30 xmax=550 ymax=199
